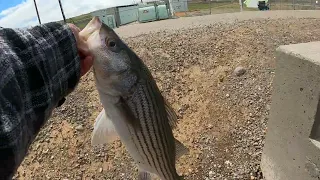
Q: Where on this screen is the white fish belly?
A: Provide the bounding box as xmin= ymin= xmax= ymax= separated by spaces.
xmin=103 ymin=104 xmax=155 ymax=173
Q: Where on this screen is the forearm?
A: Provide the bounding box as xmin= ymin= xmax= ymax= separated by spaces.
xmin=0 ymin=22 xmax=81 ymax=179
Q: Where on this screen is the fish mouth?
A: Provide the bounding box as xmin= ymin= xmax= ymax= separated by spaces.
xmin=79 ymin=16 xmax=102 ymax=41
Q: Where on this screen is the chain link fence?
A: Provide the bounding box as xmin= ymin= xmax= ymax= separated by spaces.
xmin=69 ymin=0 xmax=320 ymax=29
xmin=181 ymin=0 xmax=245 ymax=16
xmin=172 ymin=0 xmax=319 ymax=17
xmin=66 ymin=16 xmax=92 ymax=29
xmin=268 ymin=0 xmax=320 ymax=10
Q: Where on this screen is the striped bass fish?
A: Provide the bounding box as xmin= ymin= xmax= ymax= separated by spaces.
xmin=79 ymin=17 xmax=189 ymax=180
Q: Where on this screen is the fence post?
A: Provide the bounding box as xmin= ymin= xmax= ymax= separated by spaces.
xmin=164 ymin=0 xmax=172 ymax=17
xmin=312 ymin=0 xmax=315 ymax=9
xmin=239 ymin=0 xmax=243 ymax=11
xmin=58 ymin=0 xmax=67 ymax=23
xmin=33 ymin=0 xmax=41 ymax=25
xmin=269 ymin=0 xmax=271 ymax=10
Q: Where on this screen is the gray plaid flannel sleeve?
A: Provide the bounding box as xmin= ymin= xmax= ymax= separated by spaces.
xmin=0 ymin=22 xmax=81 ymax=179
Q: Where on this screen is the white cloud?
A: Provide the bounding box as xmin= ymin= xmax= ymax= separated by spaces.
xmin=0 ymin=4 xmax=22 ymax=16
xmin=0 ymin=0 xmax=137 ymax=28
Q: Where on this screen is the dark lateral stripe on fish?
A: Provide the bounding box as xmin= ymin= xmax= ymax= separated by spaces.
xmin=138 ymin=87 xmax=161 ymax=170
xmin=142 ymin=69 xmax=174 ymax=178
xmin=130 ymin=98 xmax=152 ymax=167
xmin=147 ymin=81 xmax=175 ymax=179
xmin=145 ymin=82 xmax=172 ymax=175
xmin=126 ymin=122 xmax=144 ymax=165
xmin=141 ymin=84 xmax=168 ymax=179
xmin=136 ymin=87 xmax=159 ymax=174
xmin=151 ymin=82 xmax=179 ymax=180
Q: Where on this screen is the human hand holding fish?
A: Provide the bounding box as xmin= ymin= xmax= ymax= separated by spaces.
xmin=68 ymin=23 xmax=94 ymax=76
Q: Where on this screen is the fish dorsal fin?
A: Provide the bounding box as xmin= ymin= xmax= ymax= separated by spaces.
xmin=164 ymin=98 xmax=178 ymax=129
xmin=91 ymin=109 xmax=119 ymax=146
xmin=175 ymin=139 xmax=189 ymax=160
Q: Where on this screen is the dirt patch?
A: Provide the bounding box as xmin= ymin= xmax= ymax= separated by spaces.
xmin=14 ymin=18 xmax=320 ymax=180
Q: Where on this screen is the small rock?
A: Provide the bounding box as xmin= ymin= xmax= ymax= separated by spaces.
xmin=266 ymin=104 xmax=271 ymax=110
xmin=226 ymin=94 xmax=230 ymax=98
xmin=234 ymin=66 xmax=246 ymax=76
xmin=75 ymin=125 xmax=84 ymax=131
xmin=36 ymin=143 xmax=40 ymax=150
xmin=98 ymin=167 xmax=103 ymax=173
xmin=43 ymin=149 xmax=49 ymax=154
xmin=13 ymin=174 xmax=19 ymax=179
xmin=225 ymin=160 xmax=232 ymax=166
xmin=209 ymin=171 xmax=214 ymax=177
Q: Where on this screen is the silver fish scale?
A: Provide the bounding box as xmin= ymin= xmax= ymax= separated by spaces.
xmin=125 ymin=81 xmax=180 ymax=180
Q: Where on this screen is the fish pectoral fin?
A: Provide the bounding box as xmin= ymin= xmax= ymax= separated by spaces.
xmin=137 ymin=171 xmax=151 ymax=180
xmin=175 ymin=138 xmax=189 ymax=160
xmin=91 ymin=109 xmax=118 ymax=146
xmin=116 ymin=97 xmax=141 ymax=130
xmin=164 ymin=97 xmax=179 ymax=129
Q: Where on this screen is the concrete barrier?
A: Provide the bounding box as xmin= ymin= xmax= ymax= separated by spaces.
xmin=261 ymin=41 xmax=320 ymax=180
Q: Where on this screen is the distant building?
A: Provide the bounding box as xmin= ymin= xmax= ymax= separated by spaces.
xmin=90 ymin=4 xmax=139 ymax=28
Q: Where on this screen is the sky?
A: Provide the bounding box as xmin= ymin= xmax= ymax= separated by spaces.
xmin=0 ymin=0 xmax=139 ymax=28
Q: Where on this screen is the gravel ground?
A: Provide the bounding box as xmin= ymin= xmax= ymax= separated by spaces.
xmin=14 ymin=11 xmax=320 ymax=180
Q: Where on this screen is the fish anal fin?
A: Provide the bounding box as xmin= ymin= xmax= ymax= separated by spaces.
xmin=175 ymin=138 xmax=189 ymax=160
xmin=137 ymin=171 xmax=151 ymax=180
xmin=91 ymin=109 xmax=118 ymax=146
xmin=164 ymin=98 xmax=178 ymax=129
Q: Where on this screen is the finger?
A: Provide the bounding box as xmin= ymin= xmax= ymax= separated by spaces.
xmin=68 ymin=23 xmax=81 ymax=34
xmin=78 ymin=48 xmax=92 ymax=62
xmin=80 ymin=55 xmax=94 ymax=76
xmin=78 ymin=40 xmax=91 ymax=56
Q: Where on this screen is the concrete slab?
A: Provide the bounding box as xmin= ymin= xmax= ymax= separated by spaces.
xmin=261 ymin=41 xmax=320 ymax=180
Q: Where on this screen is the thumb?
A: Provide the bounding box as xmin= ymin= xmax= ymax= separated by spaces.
xmin=78 ymin=39 xmax=90 ymax=57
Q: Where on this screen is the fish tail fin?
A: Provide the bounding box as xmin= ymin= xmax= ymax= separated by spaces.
xmin=175 ymin=139 xmax=189 ymax=160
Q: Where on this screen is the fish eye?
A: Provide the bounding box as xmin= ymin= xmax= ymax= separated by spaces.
xmin=109 ymin=41 xmax=116 ymax=47
xmin=106 ymin=39 xmax=116 ymax=48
